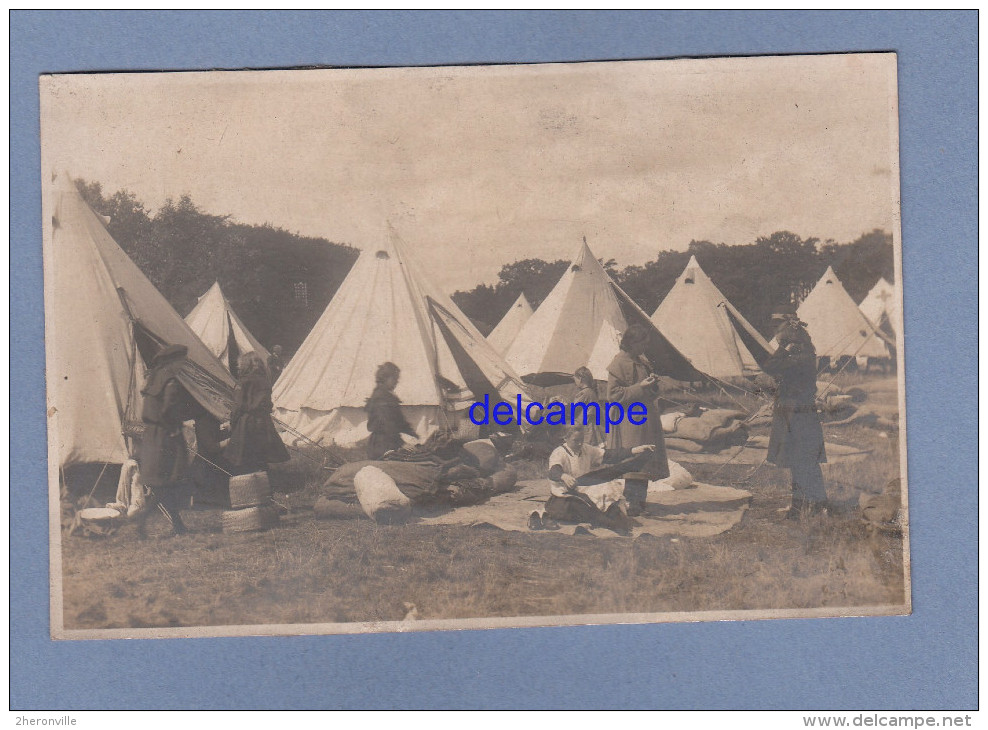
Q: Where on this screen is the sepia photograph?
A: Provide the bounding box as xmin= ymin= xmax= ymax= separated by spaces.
xmin=41 ymin=53 xmax=908 ymax=639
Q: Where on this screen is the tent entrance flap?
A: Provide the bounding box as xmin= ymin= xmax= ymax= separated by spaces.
xmin=129 ymin=319 xmax=234 ymax=422
xmin=428 ymin=298 xmax=500 ymax=402
xmin=610 ymin=282 xmax=703 ymax=382
xmin=131 ymin=319 xmax=166 ymax=368
xmin=723 ymin=304 xmax=775 ymax=369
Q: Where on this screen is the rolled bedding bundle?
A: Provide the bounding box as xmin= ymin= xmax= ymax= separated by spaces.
xmin=354 ymin=466 xmax=413 ymax=524
xmin=647 ymin=460 xmax=693 ymax=494
xmin=666 ymin=408 xmax=747 ymax=451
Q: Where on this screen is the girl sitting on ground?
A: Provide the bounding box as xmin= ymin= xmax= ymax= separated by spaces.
xmin=531 ymin=425 xmax=654 ymax=535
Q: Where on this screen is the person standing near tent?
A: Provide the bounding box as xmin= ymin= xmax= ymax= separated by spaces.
xmin=605 ymin=323 xmax=670 ymax=515
xmin=572 ymin=366 xmax=604 ymax=447
xmin=136 ymin=344 xmax=197 ymax=536
xmin=267 ymin=345 xmax=285 ymax=382
xmin=365 ymin=362 xmax=419 ymax=459
xmin=763 ymin=305 xmax=828 ymax=518
xmin=225 ymin=351 xmax=290 ymax=475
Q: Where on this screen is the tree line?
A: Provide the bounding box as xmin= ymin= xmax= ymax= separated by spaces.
xmin=77 ymin=181 xmax=359 ymax=355
xmin=454 ymin=230 xmax=895 ymax=337
xmin=77 ymin=180 xmax=894 ymax=355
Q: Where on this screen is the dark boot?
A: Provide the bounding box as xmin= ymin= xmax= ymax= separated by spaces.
xmin=623 ymin=476 xmax=649 ymax=516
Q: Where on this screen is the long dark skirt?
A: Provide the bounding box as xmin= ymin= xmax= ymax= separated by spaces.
xmin=226 ymin=414 xmax=290 ymax=474
xmin=138 ymin=424 xmax=187 ymax=488
xmin=767 ymin=407 xmax=826 ymax=468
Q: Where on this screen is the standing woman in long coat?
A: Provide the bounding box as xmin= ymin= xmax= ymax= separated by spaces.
xmin=762 ymin=306 xmax=828 ymax=517
xmin=606 ymin=324 xmax=670 ymax=513
xmin=225 ymin=351 xmax=290 ymax=475
xmin=137 ymin=344 xmax=195 ymax=535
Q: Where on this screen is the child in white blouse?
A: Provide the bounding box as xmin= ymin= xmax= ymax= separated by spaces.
xmin=533 ymin=425 xmax=654 ymax=534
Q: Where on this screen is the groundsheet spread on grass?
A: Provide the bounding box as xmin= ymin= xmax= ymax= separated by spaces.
xmin=415 ymin=479 xmax=752 ymax=539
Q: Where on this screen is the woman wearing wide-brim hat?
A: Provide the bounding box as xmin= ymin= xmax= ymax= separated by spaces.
xmin=136 ymin=344 xmax=194 ymax=536
xmin=763 ymin=304 xmax=828 ymax=518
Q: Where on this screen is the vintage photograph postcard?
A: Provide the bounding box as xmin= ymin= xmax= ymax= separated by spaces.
xmin=41 ymin=53 xmax=908 ymax=639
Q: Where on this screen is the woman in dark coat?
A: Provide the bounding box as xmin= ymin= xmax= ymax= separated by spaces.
xmin=763 ymin=306 xmax=828 ymax=517
xmin=225 ymin=351 xmax=290 ymax=475
xmin=137 ymin=344 xmax=195 ymax=535
xmin=365 ymin=362 xmax=418 ymax=460
xmin=605 ymin=324 xmax=670 ymax=479
xmin=606 ymin=324 xmax=670 ymax=514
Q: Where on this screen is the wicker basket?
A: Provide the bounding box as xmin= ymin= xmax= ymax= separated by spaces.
xmin=222 ymin=505 xmax=279 ymax=533
xmin=229 ymin=471 xmax=271 ymax=509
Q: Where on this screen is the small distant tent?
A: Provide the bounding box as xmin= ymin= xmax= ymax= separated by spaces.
xmin=44 ymin=172 xmax=236 ymax=468
xmin=504 ymin=240 xmax=701 ymax=383
xmin=859 ymin=277 xmax=900 ymax=341
xmin=487 ymin=293 xmax=534 ymax=354
xmin=185 ymin=281 xmax=271 ymax=375
xmin=272 ymin=230 xmax=528 ymax=446
xmin=651 ymin=255 xmax=768 ymax=379
xmin=796 ymin=266 xmax=890 ymax=360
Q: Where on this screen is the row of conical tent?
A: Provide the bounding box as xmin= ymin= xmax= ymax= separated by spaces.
xmin=490 ymin=253 xmax=896 ymax=378
xmin=45 ymin=172 xmax=898 ymax=468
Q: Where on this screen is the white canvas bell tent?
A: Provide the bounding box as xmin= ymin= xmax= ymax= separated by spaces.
xmin=272 ymin=229 xmax=529 ymax=447
xmin=185 ymin=281 xmax=271 ymax=374
xmin=651 ymin=255 xmax=768 ymax=379
xmin=487 ymin=292 xmax=534 ymax=354
xmin=44 ymin=172 xmax=236 ymax=468
xmin=505 ymin=239 xmax=701 ymax=384
xmin=858 ymin=276 xmax=900 ymax=341
xmin=796 ymin=266 xmax=890 ymax=360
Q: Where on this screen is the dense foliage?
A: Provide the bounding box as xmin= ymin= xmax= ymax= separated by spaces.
xmin=76 ymin=181 xmax=359 ymax=355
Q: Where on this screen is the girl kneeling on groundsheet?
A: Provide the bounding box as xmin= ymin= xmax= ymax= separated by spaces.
xmin=530 ymin=425 xmax=654 ymax=535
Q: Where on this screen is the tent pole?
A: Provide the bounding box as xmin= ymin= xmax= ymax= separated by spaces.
xmin=84 ymin=461 xmax=110 ymax=506
xmin=122 ymin=324 xmax=141 ymax=455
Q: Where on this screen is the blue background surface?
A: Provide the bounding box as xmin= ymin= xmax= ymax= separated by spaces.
xmin=10 ymin=11 xmax=977 ymax=709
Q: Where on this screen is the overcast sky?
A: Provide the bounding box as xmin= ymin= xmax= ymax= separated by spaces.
xmin=40 ymin=54 xmax=899 ymax=293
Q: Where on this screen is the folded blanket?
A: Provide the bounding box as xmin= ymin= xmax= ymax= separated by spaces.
xmin=325 ymin=460 xmax=440 ymax=497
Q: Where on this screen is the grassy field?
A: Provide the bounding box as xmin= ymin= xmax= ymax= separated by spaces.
xmin=57 ymin=375 xmax=906 ymax=632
